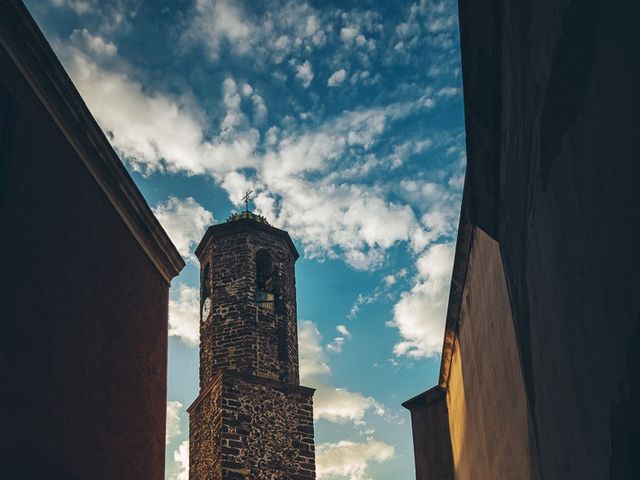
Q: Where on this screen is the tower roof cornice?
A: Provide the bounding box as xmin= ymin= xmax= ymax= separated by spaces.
xmin=195 ymin=216 xmax=300 ymax=261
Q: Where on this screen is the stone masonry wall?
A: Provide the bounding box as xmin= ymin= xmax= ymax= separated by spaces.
xmin=189 ymin=371 xmax=315 ymax=480
xmin=220 ymin=372 xmax=315 ymax=480
xmin=189 ymin=375 xmax=223 ymax=480
xmin=191 ymin=219 xmax=314 ymax=479
xmin=197 ymin=222 xmax=299 ymax=388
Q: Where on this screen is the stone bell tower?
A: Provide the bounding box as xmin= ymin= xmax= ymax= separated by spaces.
xmin=188 ymin=210 xmax=316 ymax=480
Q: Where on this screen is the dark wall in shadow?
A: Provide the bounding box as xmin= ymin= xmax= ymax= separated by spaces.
xmin=0 ymin=2 xmax=184 ymax=478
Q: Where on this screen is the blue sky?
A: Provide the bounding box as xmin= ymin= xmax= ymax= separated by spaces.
xmin=25 ymin=0 xmax=466 ymax=478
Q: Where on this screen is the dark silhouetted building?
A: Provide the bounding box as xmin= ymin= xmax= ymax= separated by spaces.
xmin=0 ymin=1 xmax=185 ymax=478
xmin=188 ymin=211 xmax=316 ymax=479
xmin=404 ymin=0 xmax=640 ymax=479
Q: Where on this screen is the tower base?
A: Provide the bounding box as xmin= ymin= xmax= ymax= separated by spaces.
xmin=188 ymin=370 xmax=315 ymax=480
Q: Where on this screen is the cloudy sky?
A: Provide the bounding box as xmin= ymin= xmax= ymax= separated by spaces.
xmin=26 ymin=0 xmax=465 ymax=478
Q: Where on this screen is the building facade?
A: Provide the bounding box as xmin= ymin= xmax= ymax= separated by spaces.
xmin=0 ymin=1 xmax=185 ymax=478
xmin=404 ymin=0 xmax=640 ymax=479
xmin=188 ymin=211 xmax=316 ymax=479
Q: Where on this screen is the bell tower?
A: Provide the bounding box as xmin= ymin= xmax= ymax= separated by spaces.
xmin=188 ymin=211 xmax=316 ymax=480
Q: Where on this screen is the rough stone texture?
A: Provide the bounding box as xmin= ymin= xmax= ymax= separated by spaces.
xmin=189 ymin=217 xmax=315 ymax=479
xmin=189 ymin=375 xmax=224 ymax=480
xmin=197 ymin=220 xmax=300 ymax=387
xmin=190 ymin=371 xmax=315 ymax=480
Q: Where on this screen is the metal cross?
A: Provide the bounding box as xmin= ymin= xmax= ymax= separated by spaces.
xmin=241 ymin=189 xmax=254 ymax=212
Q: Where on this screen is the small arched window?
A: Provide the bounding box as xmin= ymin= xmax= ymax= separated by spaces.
xmin=255 ymin=250 xmax=275 ymax=310
xmin=202 ymin=262 xmax=211 ymax=299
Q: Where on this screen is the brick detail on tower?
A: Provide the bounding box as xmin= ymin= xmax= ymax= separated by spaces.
xmin=188 ymin=214 xmax=315 ymax=479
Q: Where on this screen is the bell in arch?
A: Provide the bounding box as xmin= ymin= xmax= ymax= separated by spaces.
xmin=255 ymin=249 xmax=275 ymax=309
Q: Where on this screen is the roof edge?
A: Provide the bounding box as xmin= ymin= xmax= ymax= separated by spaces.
xmin=402 ymin=385 xmax=446 ymax=411
xmin=0 ymin=0 xmax=185 ymax=283
xmin=437 ymin=192 xmax=475 ymax=389
xmin=188 ymin=370 xmax=314 ymax=414
xmin=195 ymin=217 xmax=300 ymax=261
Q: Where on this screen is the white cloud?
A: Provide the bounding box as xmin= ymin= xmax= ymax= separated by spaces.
xmin=241 ymin=104 xmax=429 ymax=271
xmin=390 ymin=0 xmax=459 ymax=58
xmin=241 ymin=83 xmax=253 ymax=96
xmin=220 ymin=77 xmax=246 ymax=135
xmin=70 ymin=29 xmax=117 ymax=56
xmin=384 ymin=268 xmax=408 ymax=287
xmin=388 ymin=138 xmax=433 ymax=168
xmin=428 ymin=14 xmax=458 ymax=34
xmin=423 ymin=97 xmax=436 ymax=108
xmin=166 ymin=400 xmax=183 ymax=445
xmin=153 ymin=196 xmax=213 ymax=263
xmin=299 ymin=320 xmax=331 ymax=380
xmin=347 ymin=287 xmax=385 ymax=321
xmin=264 ymin=180 xmax=417 ymax=270
xmin=62 ymin=49 xmax=260 ymax=177
xmin=344 ymin=247 xmax=385 ymax=271
xmin=305 ymin=14 xmax=322 ymax=41
xmin=58 ymin=43 xmax=451 ymax=273
xmin=448 ymin=173 xmax=465 ymax=189
xmin=437 ymin=86 xmax=460 ymax=97
xmin=52 ymin=0 xmax=139 ymax=32
xmin=328 ymin=68 xmax=347 ymax=87
xmin=316 ymin=438 xmax=395 ymax=480
xmin=251 ymin=94 xmax=268 ymax=124
xmin=274 ymin=34 xmax=290 ymax=50
xmin=336 ymin=325 xmax=351 ymax=337
xmin=187 ymin=0 xmax=254 ymax=59
xmin=73 ymin=55 xmax=204 ymax=172
xmin=186 ymin=1 xmax=328 ymax=65
xmin=387 ymin=242 xmax=455 ymax=358
xmin=394 ymin=0 xmax=428 ymax=44
xmin=169 ymin=284 xmax=200 ymax=348
xmin=399 ymin=180 xmax=460 ymax=247
xmin=295 ymin=60 xmax=314 ymax=88
xmin=299 ymin=321 xmax=382 ymax=424
xmin=172 ymin=440 xmax=189 ymax=480
xmin=327 ymin=337 xmax=345 ymax=353
xmin=340 ymin=26 xmax=359 ymax=43
xmin=51 ymin=0 xmax=94 ymax=14
xmin=314 ymin=387 xmax=383 ymax=424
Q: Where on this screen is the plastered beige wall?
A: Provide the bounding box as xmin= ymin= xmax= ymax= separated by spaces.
xmin=446 ymin=228 xmax=533 ymax=479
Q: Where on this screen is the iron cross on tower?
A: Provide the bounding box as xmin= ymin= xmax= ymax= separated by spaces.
xmin=241 ymin=189 xmax=254 ymax=212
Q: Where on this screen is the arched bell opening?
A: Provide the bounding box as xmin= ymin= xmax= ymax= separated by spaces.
xmin=255 ymin=249 xmax=275 ymax=310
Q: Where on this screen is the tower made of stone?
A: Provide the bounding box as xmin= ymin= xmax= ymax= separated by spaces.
xmin=188 ymin=211 xmax=315 ymax=479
